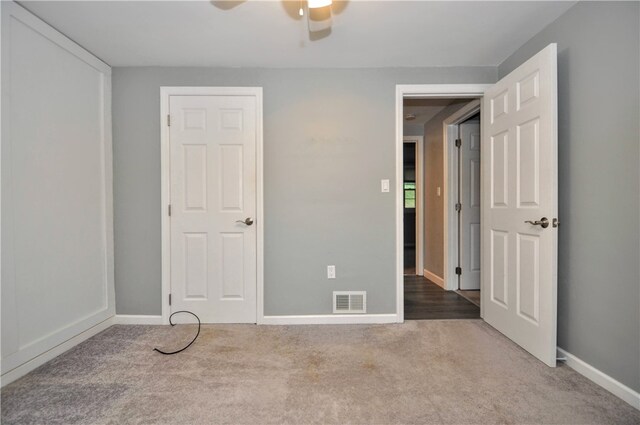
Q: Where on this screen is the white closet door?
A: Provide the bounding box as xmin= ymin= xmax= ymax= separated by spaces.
xmin=169 ymin=95 xmax=257 ymax=323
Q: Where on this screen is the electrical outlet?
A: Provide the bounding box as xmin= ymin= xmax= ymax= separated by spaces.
xmin=327 ymin=265 xmax=336 ymax=279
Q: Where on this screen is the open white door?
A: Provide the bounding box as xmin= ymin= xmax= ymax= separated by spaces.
xmin=482 ymin=44 xmax=558 ymax=366
xmin=459 ymin=120 xmax=481 ymax=290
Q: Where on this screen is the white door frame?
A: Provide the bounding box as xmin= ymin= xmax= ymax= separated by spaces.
xmin=442 ymin=100 xmax=481 ymax=293
xmin=160 ymin=86 xmax=264 ymax=325
xmin=395 ymin=84 xmax=491 ymax=322
xmin=402 ymin=136 xmax=424 ymax=275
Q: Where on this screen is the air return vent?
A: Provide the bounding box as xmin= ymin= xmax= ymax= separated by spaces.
xmin=333 ymin=291 xmax=366 ymax=314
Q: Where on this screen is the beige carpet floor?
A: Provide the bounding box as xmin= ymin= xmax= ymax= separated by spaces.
xmin=2 ymin=321 xmax=638 ymax=424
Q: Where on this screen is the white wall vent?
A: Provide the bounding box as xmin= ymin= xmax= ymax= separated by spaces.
xmin=333 ymin=291 xmax=366 ymax=314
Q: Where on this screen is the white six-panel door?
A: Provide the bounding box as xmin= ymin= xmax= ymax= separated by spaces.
xmin=460 ymin=120 xmax=481 ymax=290
xmin=482 ymin=44 xmax=558 ymax=366
xmin=169 ymin=94 xmax=257 ymax=323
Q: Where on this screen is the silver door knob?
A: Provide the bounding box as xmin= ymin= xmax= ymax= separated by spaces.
xmin=236 ymin=217 xmax=254 ymax=226
xmin=525 ymin=217 xmax=549 ymax=229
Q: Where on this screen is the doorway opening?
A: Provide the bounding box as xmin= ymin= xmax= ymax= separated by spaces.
xmin=397 ymin=45 xmax=559 ymax=366
xmin=403 ymin=142 xmax=417 ymax=275
xmin=402 ymin=136 xmax=423 ymax=276
xmin=401 ymin=95 xmax=483 ymax=320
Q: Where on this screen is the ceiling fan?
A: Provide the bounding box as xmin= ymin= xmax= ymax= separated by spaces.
xmin=213 ymin=0 xmax=338 ymax=36
xmin=299 ymin=0 xmax=334 ymax=34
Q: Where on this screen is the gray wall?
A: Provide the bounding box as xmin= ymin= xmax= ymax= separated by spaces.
xmin=113 ymin=67 xmax=496 ymax=316
xmin=403 ymin=123 xmax=425 ymax=137
xmin=500 ymin=1 xmax=640 ymax=392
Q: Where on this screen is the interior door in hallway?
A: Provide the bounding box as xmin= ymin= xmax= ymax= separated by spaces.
xmin=169 ymin=94 xmax=257 ymax=323
xmin=459 ymin=119 xmax=481 ymax=290
xmin=482 ymin=43 xmax=558 ymax=366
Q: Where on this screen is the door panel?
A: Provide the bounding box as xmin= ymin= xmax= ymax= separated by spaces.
xmin=490 ymin=131 xmax=509 ymax=208
xmin=482 ymin=44 xmax=558 ymax=366
xmin=490 ymin=229 xmax=509 ymax=307
xmin=184 ymin=145 xmax=207 ymax=210
xmin=220 ymin=144 xmax=244 ymax=210
xmin=184 ymin=233 xmax=208 ymax=299
xmin=170 ymin=95 xmax=257 ymax=323
xmin=221 ymin=232 xmax=245 ymax=299
xmin=517 ymin=118 xmax=540 ymax=207
xmin=517 ymin=233 xmax=539 ymax=323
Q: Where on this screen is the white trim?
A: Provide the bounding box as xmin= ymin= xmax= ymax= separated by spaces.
xmin=442 ymin=100 xmax=482 ymax=292
xmin=395 ymin=88 xmax=405 ymax=322
xmin=256 ymin=90 xmax=265 ymax=325
xmin=400 ymin=84 xmax=492 ymax=99
xmin=403 ymin=136 xmax=424 ymax=275
xmin=114 ymin=315 xmax=164 ymax=325
xmin=0 ymin=317 xmax=114 ymax=387
xmin=103 ymin=57 xmax=116 ymax=328
xmin=160 ymin=86 xmax=264 ymax=326
xmin=557 ymin=348 xmax=640 ymax=410
xmin=423 ymin=269 xmax=445 ymax=288
xmin=396 ymin=85 xmax=490 ymax=323
xmin=261 ymin=314 xmax=398 ymax=325
xmin=160 ymin=89 xmax=170 ymax=326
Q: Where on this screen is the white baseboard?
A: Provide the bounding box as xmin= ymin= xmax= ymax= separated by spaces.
xmin=1 ymin=316 xmax=115 ymax=387
xmin=260 ymin=314 xmax=399 ymax=325
xmin=557 ymin=347 xmax=640 ymax=410
xmin=423 ymin=269 xmax=445 ymax=287
xmin=114 ymin=315 xmax=164 ymax=325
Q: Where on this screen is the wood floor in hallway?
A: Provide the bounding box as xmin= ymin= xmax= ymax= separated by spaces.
xmin=404 ymin=274 xmax=480 ymax=320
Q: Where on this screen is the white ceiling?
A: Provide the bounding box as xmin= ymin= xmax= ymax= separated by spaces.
xmin=19 ymin=1 xmax=576 ymax=68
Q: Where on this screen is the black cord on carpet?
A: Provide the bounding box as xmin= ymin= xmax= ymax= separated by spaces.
xmin=153 ymin=310 xmax=201 ymax=355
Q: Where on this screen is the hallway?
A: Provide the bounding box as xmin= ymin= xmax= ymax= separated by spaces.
xmin=404 ymin=275 xmax=480 ymax=320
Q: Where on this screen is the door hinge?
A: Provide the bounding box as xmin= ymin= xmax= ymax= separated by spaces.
xmin=169 ymin=293 xmax=172 ymax=306
xmin=455 ymin=267 xmax=462 ymax=275
xmin=455 ymin=203 xmax=462 ymax=212
xmin=455 ymin=138 xmax=462 ymax=148
xmin=168 ymin=204 xmax=172 ymax=216
xmin=167 ymin=114 xmax=171 ymax=126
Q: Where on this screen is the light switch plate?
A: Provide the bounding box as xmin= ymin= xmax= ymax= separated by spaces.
xmin=327 ymin=265 xmax=336 ymax=279
xmin=437 ymin=186 xmax=441 ymax=197
xmin=381 ymin=179 xmax=390 ymax=193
